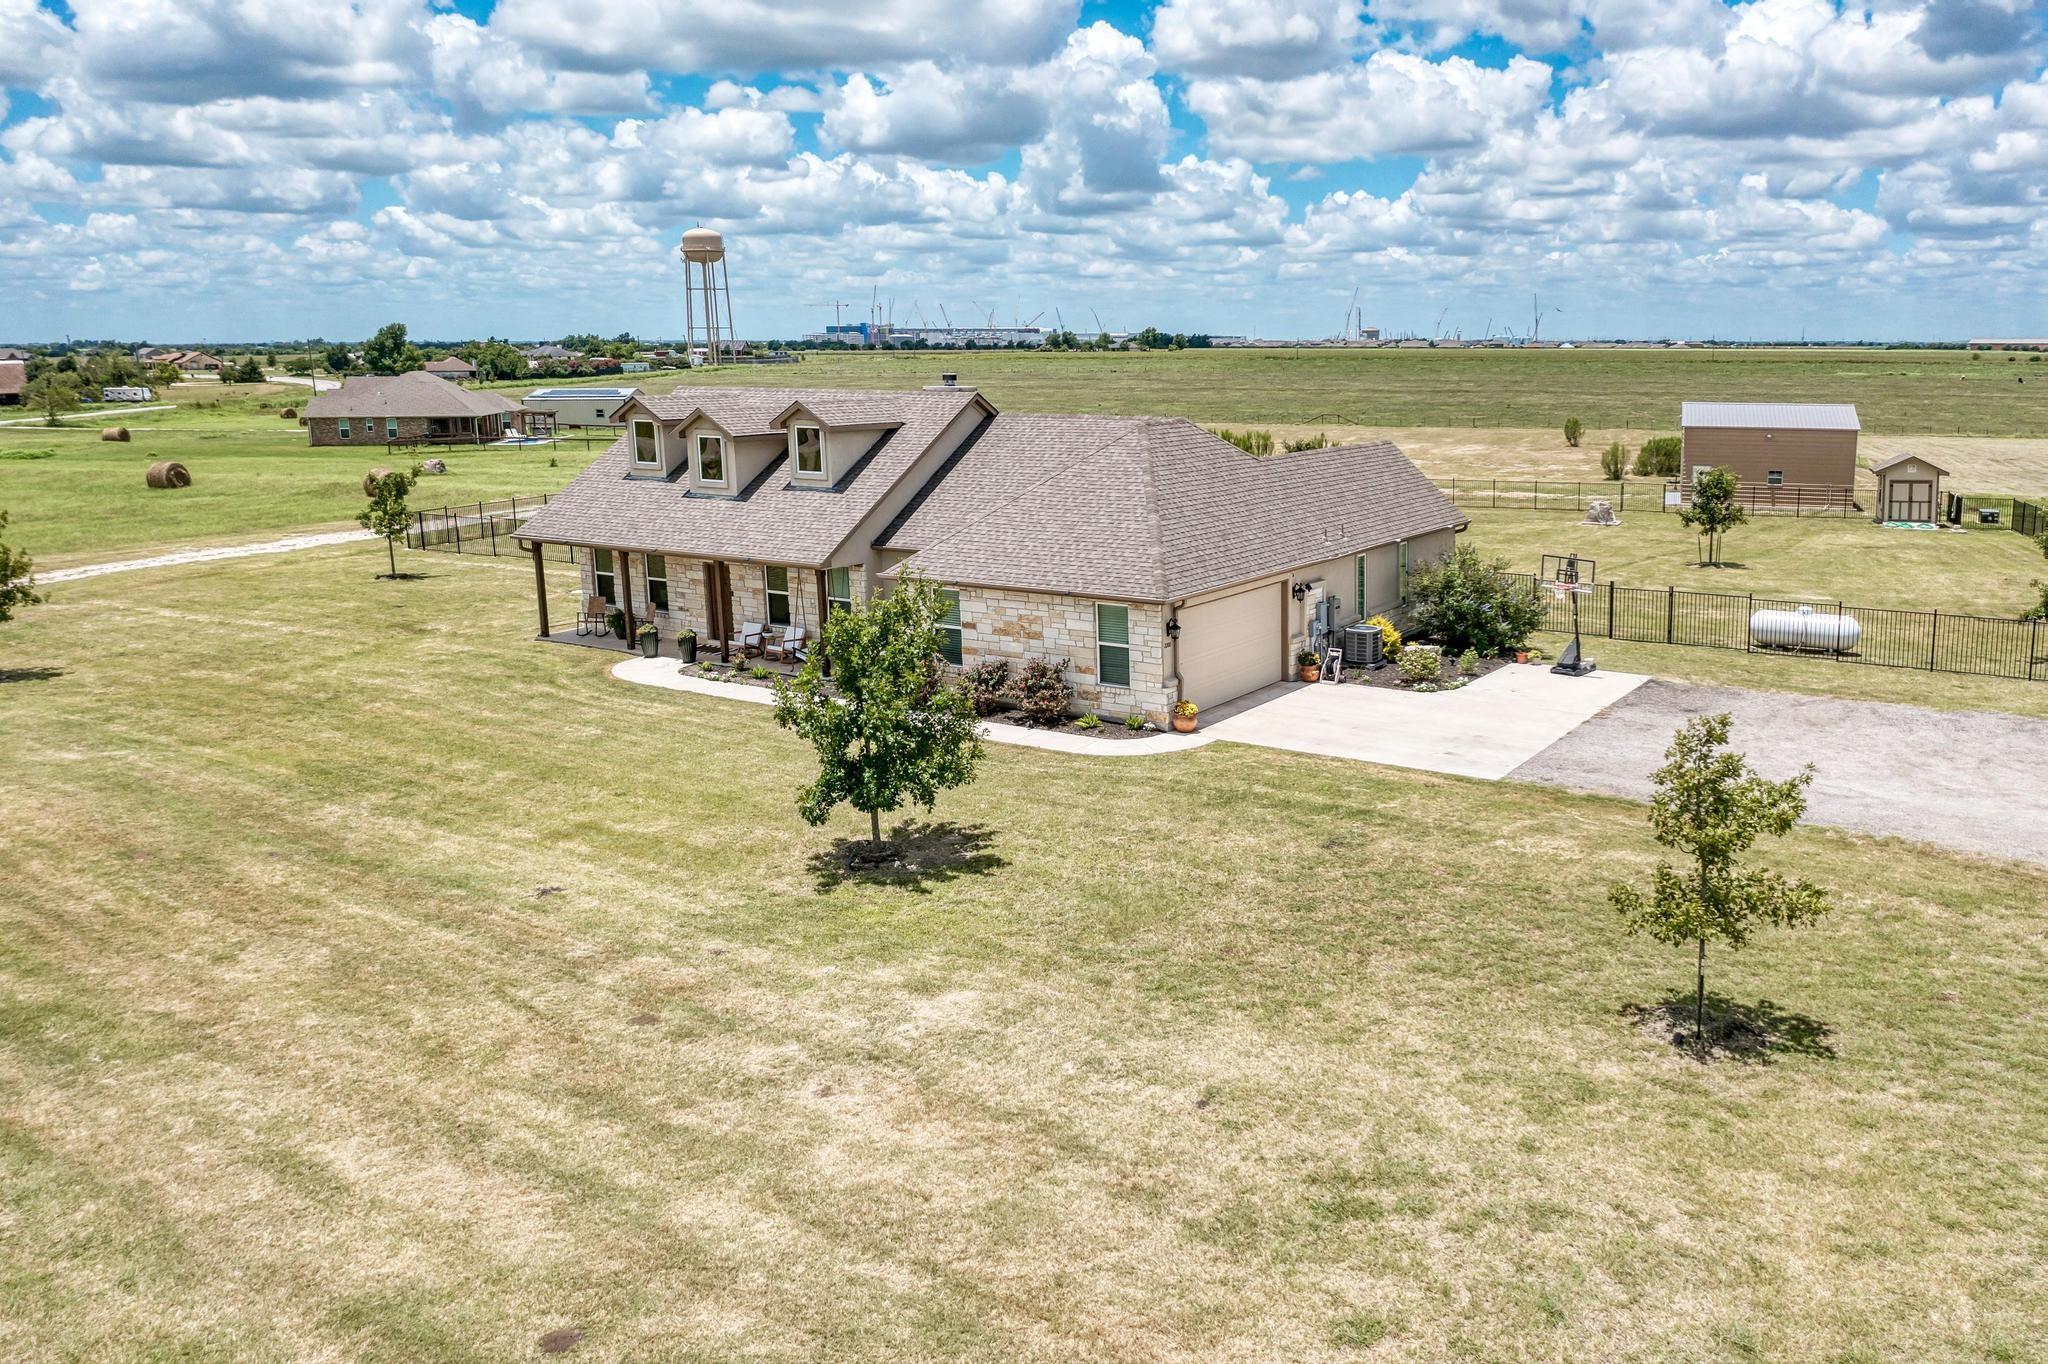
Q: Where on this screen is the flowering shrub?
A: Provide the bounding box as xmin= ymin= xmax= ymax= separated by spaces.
xmin=1399 ymin=644 xmax=1444 ymax=683
xmin=1364 ymin=614 xmax=1403 ymax=658
xmin=1014 ymin=657 xmax=1073 ymax=726
xmin=962 ymin=658 xmax=1012 ymax=716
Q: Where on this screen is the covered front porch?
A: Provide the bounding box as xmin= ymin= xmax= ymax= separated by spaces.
xmin=518 ymin=538 xmax=847 ymax=673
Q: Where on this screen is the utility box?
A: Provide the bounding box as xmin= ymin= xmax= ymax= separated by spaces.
xmin=1342 ymin=622 xmax=1385 ymax=668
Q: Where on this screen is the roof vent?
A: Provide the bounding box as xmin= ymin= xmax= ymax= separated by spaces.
xmin=940 ymin=372 xmax=957 ymax=386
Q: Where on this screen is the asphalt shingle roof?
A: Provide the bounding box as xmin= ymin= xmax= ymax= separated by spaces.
xmin=304 ymin=370 xmax=521 ymax=420
xmin=1680 ymin=402 xmax=1860 ymax=431
xmin=888 ymin=419 xmax=1466 ymax=602
xmin=515 ymin=386 xmax=987 ymax=567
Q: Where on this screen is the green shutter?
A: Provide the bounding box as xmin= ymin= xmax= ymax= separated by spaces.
xmin=939 ymin=590 xmax=963 ymax=665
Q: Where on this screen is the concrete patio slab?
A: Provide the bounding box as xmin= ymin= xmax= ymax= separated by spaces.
xmin=1201 ymin=664 xmax=1650 ymax=779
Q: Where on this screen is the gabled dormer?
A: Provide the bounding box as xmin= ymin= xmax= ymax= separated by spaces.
xmin=619 ymin=400 xmax=686 ymax=480
xmin=774 ymin=400 xmax=902 ymax=487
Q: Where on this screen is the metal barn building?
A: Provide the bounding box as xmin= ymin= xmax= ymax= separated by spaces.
xmin=1679 ymin=402 xmax=1860 ymax=509
xmin=521 ymin=386 xmax=642 ymax=428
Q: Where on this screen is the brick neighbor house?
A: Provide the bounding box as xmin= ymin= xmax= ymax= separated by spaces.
xmin=302 ymin=370 xmax=527 ymax=446
xmin=421 ymin=356 xmax=478 ymax=381
xmin=513 ymin=383 xmax=1465 ymax=723
xmin=0 ymin=360 xmax=24 ymax=405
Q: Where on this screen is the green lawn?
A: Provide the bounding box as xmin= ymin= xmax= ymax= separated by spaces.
xmin=3 ymin=546 xmax=2044 ymax=1362
xmin=0 ymin=383 xmax=591 ymax=565
xmin=513 ymin=346 xmax=2048 ymax=436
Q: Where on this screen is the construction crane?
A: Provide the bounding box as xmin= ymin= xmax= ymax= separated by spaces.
xmin=1090 ymin=307 xmax=1105 ymax=335
xmin=1531 ymin=294 xmax=1560 ymax=346
xmin=1432 ymin=307 xmax=1450 ymax=342
xmin=1344 ymin=285 xmax=1360 ymax=341
xmin=1022 ymin=311 xmax=1044 ymax=327
xmin=938 ymin=303 xmax=952 ymax=329
xmin=808 ymin=300 xmax=853 ymax=329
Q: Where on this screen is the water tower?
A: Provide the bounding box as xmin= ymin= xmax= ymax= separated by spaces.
xmin=679 ymin=226 xmax=738 ymax=367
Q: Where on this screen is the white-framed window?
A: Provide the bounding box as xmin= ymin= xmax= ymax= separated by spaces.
xmin=765 ymin=565 xmax=792 ymax=626
xmin=791 ymin=423 xmax=824 ymax=477
xmin=593 ymin=547 xmax=616 ymax=603
xmin=696 ymin=434 xmax=726 ymax=485
xmin=386 ymin=417 xmax=398 ymax=439
xmin=937 ymin=589 xmax=963 ymax=665
xmin=826 ymin=566 xmax=854 ymax=614
xmin=1096 ymin=603 xmax=1131 ymax=687
xmin=337 ymin=418 xmax=350 ymax=438
xmin=646 ymin=554 xmax=669 ymax=611
xmin=632 ymin=418 xmax=659 ymax=468
xmin=1767 ymin=469 xmax=1784 ymax=486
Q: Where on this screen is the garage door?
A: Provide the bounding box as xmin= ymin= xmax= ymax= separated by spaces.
xmin=1179 ymin=582 xmax=1283 ymax=710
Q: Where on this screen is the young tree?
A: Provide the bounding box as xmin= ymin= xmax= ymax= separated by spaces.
xmin=0 ymin=511 xmax=43 ymax=625
xmin=22 ymin=374 xmax=79 ymax=427
xmin=150 ymin=361 xmax=183 ymax=392
xmin=1563 ymin=416 xmax=1584 ymax=448
xmin=1610 ymin=713 xmax=1832 ymax=1052
xmin=362 ymin=322 xmax=420 ymax=375
xmin=1599 ymin=440 xmax=1628 ymax=480
xmin=232 ymin=356 xmax=267 ymax=384
xmin=772 ymin=574 xmax=984 ymax=851
xmin=1679 ymin=467 xmax=1749 ymax=565
xmin=1408 ymin=543 xmax=1547 ymax=657
xmin=356 ymin=464 xmax=421 ymax=578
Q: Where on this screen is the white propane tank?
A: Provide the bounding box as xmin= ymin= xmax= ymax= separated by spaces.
xmin=1749 ymin=604 xmax=1861 ymax=652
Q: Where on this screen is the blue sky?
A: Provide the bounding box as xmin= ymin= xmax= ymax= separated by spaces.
xmin=2 ymin=0 xmax=2045 ymax=343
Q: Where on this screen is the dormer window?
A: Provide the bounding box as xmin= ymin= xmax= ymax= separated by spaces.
xmin=791 ymin=423 xmax=824 ymax=478
xmin=696 ymin=434 xmax=726 ymax=485
xmin=631 ymin=418 xmax=658 ymax=469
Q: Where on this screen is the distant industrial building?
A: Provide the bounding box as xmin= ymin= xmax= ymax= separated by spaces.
xmin=803 ymin=323 xmax=1048 ymax=348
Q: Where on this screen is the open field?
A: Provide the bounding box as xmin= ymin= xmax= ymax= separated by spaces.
xmin=545 ymin=346 xmax=2048 ymax=436
xmin=4 ymin=545 xmax=2046 ymax=1362
xmin=0 ymin=382 xmax=592 ymax=565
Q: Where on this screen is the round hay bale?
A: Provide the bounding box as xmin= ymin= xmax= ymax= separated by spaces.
xmin=101 ymin=427 xmax=131 ymax=442
xmin=280 ymin=407 xmax=297 ymax=419
xmin=145 ymin=461 xmax=191 ymax=490
xmin=421 ymin=457 xmax=446 ymax=474
xmin=363 ymin=466 xmax=395 ymax=496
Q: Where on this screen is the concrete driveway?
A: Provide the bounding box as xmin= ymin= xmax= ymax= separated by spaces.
xmin=1511 ymin=679 xmax=2048 ymax=867
xmin=1204 ymin=664 xmax=1648 ymax=779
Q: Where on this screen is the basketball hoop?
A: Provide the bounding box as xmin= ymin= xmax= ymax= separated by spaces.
xmin=1539 ymin=552 xmax=1599 ymax=677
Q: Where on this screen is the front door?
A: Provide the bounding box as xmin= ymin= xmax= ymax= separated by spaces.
xmin=1888 ymin=479 xmax=1933 ymax=522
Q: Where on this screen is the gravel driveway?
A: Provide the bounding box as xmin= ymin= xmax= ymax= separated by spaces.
xmin=1511 ymin=679 xmax=2048 ymax=867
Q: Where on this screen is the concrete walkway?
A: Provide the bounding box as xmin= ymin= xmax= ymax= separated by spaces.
xmin=1512 ymin=679 xmax=2048 ymax=867
xmin=610 ymin=656 xmax=1646 ymax=774
xmin=38 ymin=530 xmax=376 ymax=584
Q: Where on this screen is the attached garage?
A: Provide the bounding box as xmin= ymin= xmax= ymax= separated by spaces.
xmin=1178 ymin=580 xmax=1285 ymax=710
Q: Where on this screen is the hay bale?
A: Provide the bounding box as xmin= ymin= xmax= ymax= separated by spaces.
xmin=363 ymin=466 xmax=395 ymax=496
xmin=280 ymin=407 xmax=296 ymax=419
xmin=421 ymin=457 xmax=446 ymax=474
xmin=101 ymin=427 xmax=130 ymax=442
xmin=145 ymin=461 xmax=191 ymax=490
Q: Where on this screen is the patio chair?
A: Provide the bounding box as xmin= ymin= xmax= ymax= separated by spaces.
xmin=577 ymin=595 xmax=610 ymax=637
xmin=764 ymin=624 xmax=808 ymax=664
xmin=731 ymin=621 xmax=767 ymax=656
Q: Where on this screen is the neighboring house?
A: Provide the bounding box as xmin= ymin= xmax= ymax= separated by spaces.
xmin=0 ymin=360 xmax=24 ymax=405
xmin=513 ymin=384 xmax=1466 ymax=723
xmin=620 ymin=361 xmax=652 ymax=373
xmin=521 ymin=386 xmax=640 ymax=427
xmin=523 ymin=345 xmax=574 ymax=368
xmin=154 ymin=350 xmax=224 ymax=372
xmin=1680 ymin=402 xmax=1860 ymax=507
xmin=421 ymin=356 xmax=478 ymax=381
xmin=301 ymin=370 xmax=527 ymax=446
xmin=1870 ymin=453 xmax=1949 ymax=524
xmin=0 ymin=346 xmax=30 ymax=362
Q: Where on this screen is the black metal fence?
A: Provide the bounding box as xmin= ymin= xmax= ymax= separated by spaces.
xmin=1438 ymin=477 xmax=1858 ymax=516
xmin=2013 ymin=498 xmax=2045 ymax=539
xmin=1510 ymin=573 xmax=2048 ymax=683
xmin=405 ymin=495 xmax=577 ymax=562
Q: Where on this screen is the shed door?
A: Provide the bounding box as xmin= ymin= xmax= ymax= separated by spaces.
xmin=1178 ymin=582 xmax=1284 ymax=711
xmin=1888 ymin=479 xmax=1933 ymax=522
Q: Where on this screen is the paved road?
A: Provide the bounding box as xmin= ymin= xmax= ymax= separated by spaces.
xmin=1511 ymin=679 xmax=2048 ymax=866
xmin=264 ymin=374 xmax=340 ymax=391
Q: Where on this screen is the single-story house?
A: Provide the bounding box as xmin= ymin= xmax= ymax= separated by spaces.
xmin=1870 ymin=453 xmax=1949 ymax=524
xmin=0 ymin=346 xmax=30 ymax=362
xmin=523 ymin=345 xmax=574 ymax=367
xmin=0 ymin=360 xmax=24 ymax=404
xmin=153 ymin=350 xmax=224 ymax=373
xmin=421 ymin=356 xmax=478 ymax=381
xmin=521 ymin=386 xmax=640 ymax=427
xmin=513 ymin=384 xmax=1466 ymax=723
xmin=302 ymin=370 xmax=527 ymax=447
xmin=1680 ymin=402 xmax=1860 ymax=508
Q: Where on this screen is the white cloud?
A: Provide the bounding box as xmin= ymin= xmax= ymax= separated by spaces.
xmin=823 ymin=65 xmax=1049 ymax=164
xmin=0 ymin=0 xmax=72 ymax=87
xmin=1150 ymin=0 xmax=1365 ymax=77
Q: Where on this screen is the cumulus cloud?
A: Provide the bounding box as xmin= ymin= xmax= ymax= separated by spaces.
xmin=823 ymin=65 xmax=1049 ymax=163
xmin=1150 ymin=0 xmax=1366 ymax=77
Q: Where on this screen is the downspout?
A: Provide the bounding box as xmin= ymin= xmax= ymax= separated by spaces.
xmin=1168 ymin=599 xmax=1185 ymax=705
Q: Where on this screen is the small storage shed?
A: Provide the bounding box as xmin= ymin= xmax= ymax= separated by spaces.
xmin=1870 ymin=453 xmax=1949 ymax=524
xmin=1680 ymin=402 xmax=1860 ymax=506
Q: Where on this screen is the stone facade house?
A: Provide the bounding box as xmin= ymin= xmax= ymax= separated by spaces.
xmin=514 ymin=384 xmax=1466 ymax=723
xmin=302 ymin=370 xmax=527 ymax=447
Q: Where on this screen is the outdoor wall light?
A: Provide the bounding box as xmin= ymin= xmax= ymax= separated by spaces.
xmin=1290 ymin=582 xmax=1309 ymax=600
xmin=1165 ymin=617 xmax=1181 ymax=641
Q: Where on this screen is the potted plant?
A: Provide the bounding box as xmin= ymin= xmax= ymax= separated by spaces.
xmin=636 ymin=620 xmax=659 ymax=658
xmin=1171 ymin=699 xmax=1199 ymax=733
xmin=1296 ymin=648 xmax=1322 ymax=683
xmin=676 ymin=628 xmax=698 ymax=664
xmin=605 ymin=607 xmax=626 ymax=638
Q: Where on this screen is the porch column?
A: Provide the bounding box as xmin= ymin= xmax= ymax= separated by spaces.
xmin=716 ymin=560 xmax=735 ymax=662
xmin=617 ymin=549 xmax=636 ymax=642
xmin=530 ymin=541 xmax=550 ymax=638
xmin=814 ymin=567 xmax=832 ymax=677
xmin=703 ymin=562 xmax=724 ymax=656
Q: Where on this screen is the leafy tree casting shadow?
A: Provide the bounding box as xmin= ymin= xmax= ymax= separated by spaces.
xmin=1623 ymin=992 xmax=1836 ymax=1064
xmin=0 ymin=665 xmax=64 ymax=684
xmin=808 ymin=820 xmax=1005 ymax=893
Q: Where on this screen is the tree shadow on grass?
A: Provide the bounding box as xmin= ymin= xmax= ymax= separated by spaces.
xmin=1622 ymin=991 xmax=1836 ymax=1064
xmin=0 ymin=666 xmax=63 ymax=684
xmin=808 ymin=820 xmax=1006 ymax=893
xmin=374 ymin=572 xmax=433 ymax=581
